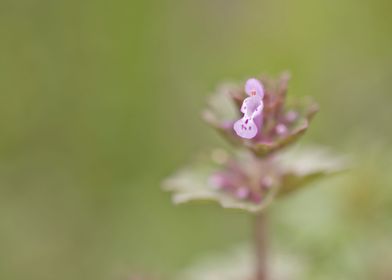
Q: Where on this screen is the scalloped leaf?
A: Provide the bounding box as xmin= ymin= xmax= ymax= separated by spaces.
xmin=202 ymin=84 xmax=242 ymax=145
xmin=162 ymin=163 xmax=277 ymax=213
xmin=276 ymin=146 xmax=349 ymax=197
xmin=249 ymin=101 xmax=319 ymax=157
xmin=162 ymin=146 xmax=347 ymax=213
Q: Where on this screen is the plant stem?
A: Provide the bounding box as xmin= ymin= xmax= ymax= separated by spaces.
xmin=254 ymin=212 xmax=268 ymax=280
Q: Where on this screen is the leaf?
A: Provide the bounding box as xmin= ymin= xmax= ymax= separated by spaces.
xmin=162 ymin=161 xmax=277 ymax=213
xmin=249 ymin=100 xmax=319 ymax=157
xmin=276 ymin=146 xmax=349 ymax=197
xmin=202 ymin=84 xmax=243 ymax=145
xmin=162 ymin=146 xmax=347 ymax=213
xmin=175 ymin=244 xmax=307 ymax=280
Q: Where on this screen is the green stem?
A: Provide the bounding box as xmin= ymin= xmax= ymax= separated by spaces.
xmin=254 ymin=212 xmax=268 ymax=280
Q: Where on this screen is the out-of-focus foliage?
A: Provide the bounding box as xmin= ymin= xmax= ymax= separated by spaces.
xmin=162 ymin=150 xmax=280 ymax=213
xmin=176 ymin=245 xmax=306 ymax=280
xmin=176 ymin=150 xmax=392 ymax=280
xmin=163 ymin=146 xmax=346 ymax=213
xmin=0 ymin=0 xmax=391 ymax=279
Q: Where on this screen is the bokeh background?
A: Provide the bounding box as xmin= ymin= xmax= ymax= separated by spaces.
xmin=1 ymin=0 xmax=391 ymax=279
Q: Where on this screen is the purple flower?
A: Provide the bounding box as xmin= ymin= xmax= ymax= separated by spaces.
xmin=203 ymin=73 xmax=319 ymax=157
xmin=233 ymin=79 xmax=264 ymax=139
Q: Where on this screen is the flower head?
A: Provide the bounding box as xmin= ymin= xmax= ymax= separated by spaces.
xmin=203 ymin=73 xmax=319 ymax=157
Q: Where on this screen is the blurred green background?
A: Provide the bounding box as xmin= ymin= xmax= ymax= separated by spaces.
xmin=0 ymin=0 xmax=391 ymax=279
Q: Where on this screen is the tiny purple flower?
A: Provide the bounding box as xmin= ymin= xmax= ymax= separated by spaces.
xmin=233 ymin=78 xmax=264 ymax=139
xmin=285 ymin=110 xmax=298 ymax=123
xmin=203 ymin=73 xmax=319 ymax=157
xmin=236 ymin=187 xmax=250 ymax=199
xmin=276 ymin=124 xmax=288 ymax=135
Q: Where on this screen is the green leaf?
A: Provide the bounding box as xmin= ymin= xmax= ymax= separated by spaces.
xmin=162 ymin=146 xmax=347 ymax=213
xmin=276 ymin=146 xmax=349 ymax=197
xmin=175 ymin=244 xmax=307 ymax=280
xmin=162 ymin=161 xmax=277 ymax=213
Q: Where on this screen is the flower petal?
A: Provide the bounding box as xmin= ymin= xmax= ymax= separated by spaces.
xmin=234 ymin=96 xmax=264 ymax=139
xmin=245 ymin=78 xmax=264 ymax=98
xmin=233 ymin=117 xmax=259 ymax=139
